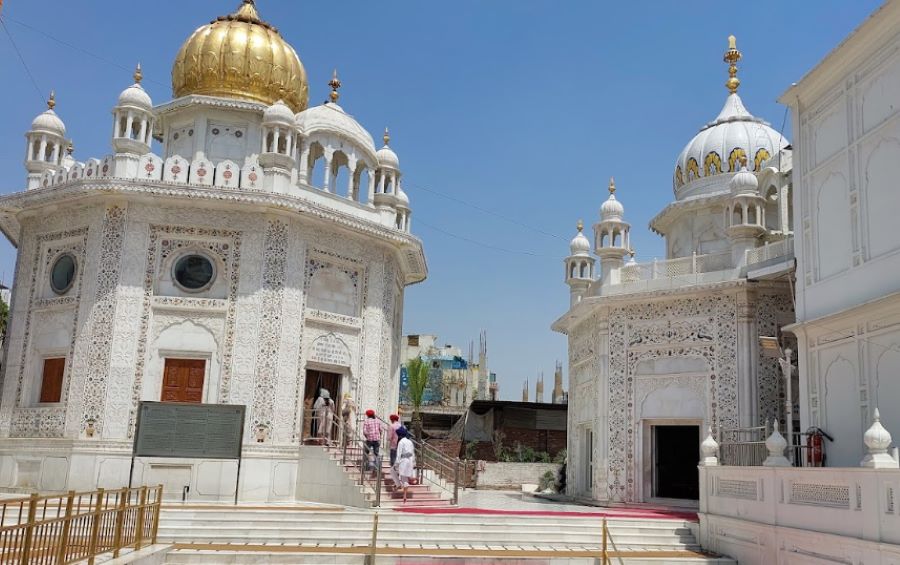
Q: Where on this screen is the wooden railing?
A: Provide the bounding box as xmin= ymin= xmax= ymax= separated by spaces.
xmin=0 ymin=485 xmax=163 ymax=565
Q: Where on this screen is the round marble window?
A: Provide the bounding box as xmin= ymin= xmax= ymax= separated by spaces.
xmin=50 ymin=253 xmax=77 ymax=295
xmin=173 ymin=254 xmax=215 ymax=292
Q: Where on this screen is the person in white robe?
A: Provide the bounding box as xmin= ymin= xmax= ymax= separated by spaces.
xmin=394 ymin=426 xmax=416 ymax=503
xmin=313 ymin=389 xmax=335 ymax=442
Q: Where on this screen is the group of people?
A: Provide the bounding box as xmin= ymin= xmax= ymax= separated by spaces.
xmin=363 ymin=410 xmax=417 ymax=503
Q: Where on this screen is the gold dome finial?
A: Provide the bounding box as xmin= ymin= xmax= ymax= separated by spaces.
xmin=608 ymin=177 xmax=616 ymax=194
xmin=234 ymin=0 xmax=262 ymax=23
xmin=133 ymin=63 xmax=143 ymax=84
xmin=66 ymin=141 xmax=73 ymax=155
xmin=328 ymin=69 xmax=341 ymax=103
xmin=383 ymin=127 xmax=391 ymax=146
xmin=576 ymin=219 xmax=584 ymax=232
xmin=47 ymin=91 xmax=56 ymax=110
xmin=724 ymin=35 xmax=742 ymax=94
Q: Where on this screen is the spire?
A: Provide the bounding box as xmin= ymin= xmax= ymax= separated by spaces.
xmin=576 ymin=219 xmax=583 ymax=232
xmin=724 ymin=35 xmax=742 ymax=94
xmin=232 ymin=0 xmax=263 ymax=24
xmin=328 ymin=69 xmax=341 ymax=103
xmin=66 ymin=142 xmax=74 ymax=155
xmin=608 ymin=176 xmax=616 ymax=194
xmin=383 ymin=127 xmax=390 ymax=146
xmin=47 ymin=90 xmax=56 ymax=110
xmin=133 ymin=63 xmax=143 ymax=84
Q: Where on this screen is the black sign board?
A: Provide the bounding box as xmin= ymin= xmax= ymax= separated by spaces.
xmin=133 ymin=401 xmax=245 ymax=459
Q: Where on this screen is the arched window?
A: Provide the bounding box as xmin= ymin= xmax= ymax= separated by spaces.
xmin=331 ymin=150 xmax=350 ymax=197
xmin=131 ymin=119 xmax=142 ymax=140
xmin=118 ymin=116 xmax=127 ymax=138
xmin=765 ymin=185 xmax=779 ymax=231
xmin=306 ymin=142 xmax=325 ymax=187
xmin=355 ymin=166 xmax=371 ymax=203
xmin=732 ymin=206 xmax=742 ymax=225
xmin=43 ymin=143 xmax=54 ymax=162
xmin=747 ymin=204 xmax=757 ymax=225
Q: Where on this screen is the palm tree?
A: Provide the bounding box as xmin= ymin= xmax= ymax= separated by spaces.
xmin=406 ymin=357 xmax=428 ymax=442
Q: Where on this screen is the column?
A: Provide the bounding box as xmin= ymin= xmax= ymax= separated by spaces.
xmin=367 ymin=170 xmax=376 ymax=205
xmin=272 ymin=128 xmax=281 ymax=155
xmin=378 ymin=171 xmax=386 ymax=194
xmin=299 ymin=145 xmax=310 ymax=184
xmin=346 ymin=158 xmax=357 ymax=199
xmin=51 ymin=142 xmax=60 ymax=165
xmin=138 ymin=118 xmax=148 ymax=145
xmin=125 ymin=111 xmax=134 ymax=140
xmin=112 ymin=114 xmax=119 ymax=139
xmin=390 ymin=173 xmax=397 ymax=194
xmin=323 ymin=151 xmax=333 ymax=192
xmin=261 ymin=128 xmax=269 ymax=153
xmin=285 ymin=133 xmax=293 ymax=156
xmin=38 ymin=136 xmax=47 ymax=162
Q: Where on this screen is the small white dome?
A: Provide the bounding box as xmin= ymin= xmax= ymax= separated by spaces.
xmin=376 ymin=127 xmax=399 ymax=169
xmin=600 ymin=194 xmax=624 ymax=220
xmin=263 ymin=99 xmax=295 ymax=125
xmin=396 ymin=186 xmax=410 ymax=208
xmin=569 ymin=225 xmax=590 ymax=256
xmin=31 ymin=107 xmax=66 ymax=137
xmin=729 ymin=164 xmax=758 ymax=194
xmin=118 ymin=84 xmax=152 ymax=110
xmin=296 ymin=102 xmax=376 ymax=157
xmin=864 ymin=408 xmax=893 ymax=453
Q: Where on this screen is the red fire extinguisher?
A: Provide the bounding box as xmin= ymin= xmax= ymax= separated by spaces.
xmin=805 ymin=427 xmax=833 ymax=467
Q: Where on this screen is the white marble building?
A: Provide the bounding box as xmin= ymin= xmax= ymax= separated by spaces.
xmin=0 ymin=0 xmax=426 ymax=501
xmin=699 ymin=3 xmax=900 ymax=562
xmin=552 ymin=38 xmax=796 ymax=505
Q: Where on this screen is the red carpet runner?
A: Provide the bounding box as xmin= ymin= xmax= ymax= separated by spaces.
xmin=393 ymin=506 xmax=698 ymax=521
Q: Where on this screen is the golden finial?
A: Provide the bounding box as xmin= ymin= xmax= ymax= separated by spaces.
xmin=66 ymin=142 xmax=73 ymax=155
xmin=328 ymin=69 xmax=341 ymax=103
xmin=47 ymin=91 xmax=56 ymax=110
xmin=576 ymin=219 xmax=584 ymax=232
xmin=629 ymin=249 xmax=635 ymax=258
xmin=724 ymin=35 xmax=742 ymax=94
xmin=133 ymin=63 xmax=143 ymax=84
xmin=608 ymin=177 xmax=616 ymax=194
xmin=383 ymin=127 xmax=390 ymax=146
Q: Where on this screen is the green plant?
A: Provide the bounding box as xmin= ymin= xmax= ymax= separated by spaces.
xmin=491 ymin=429 xmax=506 ymax=461
xmin=538 ymin=470 xmax=556 ymax=492
xmin=538 ymin=451 xmax=551 ymax=463
xmin=406 ymin=357 xmax=429 ymax=442
xmin=464 ymin=441 xmax=477 ymax=460
xmin=552 ymin=449 xmax=567 ymax=464
xmin=0 ymin=297 xmax=8 ymax=339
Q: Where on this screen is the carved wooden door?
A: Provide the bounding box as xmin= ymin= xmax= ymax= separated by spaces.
xmin=161 ymin=358 xmax=206 ymax=403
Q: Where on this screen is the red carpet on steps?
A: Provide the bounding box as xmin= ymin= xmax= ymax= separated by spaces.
xmin=393 ymin=506 xmax=698 ymax=521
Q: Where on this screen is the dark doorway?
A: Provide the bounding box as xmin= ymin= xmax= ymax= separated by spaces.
xmin=303 ymin=369 xmax=341 ymax=439
xmin=653 ymin=425 xmax=700 ymax=500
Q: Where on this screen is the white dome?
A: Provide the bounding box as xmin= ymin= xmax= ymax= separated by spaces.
xmin=729 ymin=164 xmax=758 ymax=194
xmin=263 ymin=99 xmax=295 ymax=125
xmin=118 ymin=84 xmax=152 ymax=110
xmin=31 ymin=109 xmax=66 ymax=137
xmin=673 ymin=93 xmax=788 ymax=197
xmin=296 ymin=103 xmax=376 ymax=156
xmin=600 ymin=194 xmax=624 ymax=220
xmin=396 ymin=186 xmax=410 ymax=208
xmin=569 ymin=224 xmax=590 ymax=255
xmin=376 ymin=127 xmax=399 ymax=169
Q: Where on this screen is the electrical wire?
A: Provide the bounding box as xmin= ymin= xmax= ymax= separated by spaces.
xmin=0 ymin=16 xmax=45 ymax=104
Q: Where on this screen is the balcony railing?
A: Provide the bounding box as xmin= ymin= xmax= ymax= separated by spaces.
xmin=745 ymin=237 xmax=794 ymax=266
xmin=615 ymin=250 xmax=733 ymax=285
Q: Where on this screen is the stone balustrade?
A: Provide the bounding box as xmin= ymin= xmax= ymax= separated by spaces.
xmin=744 ymin=236 xmax=794 ymax=266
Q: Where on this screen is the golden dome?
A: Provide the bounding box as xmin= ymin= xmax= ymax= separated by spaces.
xmin=171 ymin=0 xmax=308 ymax=112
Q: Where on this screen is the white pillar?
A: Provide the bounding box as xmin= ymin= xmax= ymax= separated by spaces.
xmin=38 ymin=135 xmax=47 ymax=162
xmin=138 ymin=118 xmax=148 ymax=145
xmin=125 ymin=111 xmax=134 ymax=140
xmin=378 ymin=172 xmax=386 ymax=194
xmin=323 ymin=152 xmax=333 ymax=192
xmin=273 ymin=128 xmax=281 ymax=155
xmin=51 ymin=142 xmax=60 ymax=165
xmin=367 ymin=170 xmax=376 ymax=204
xmin=299 ymin=146 xmax=310 ymax=184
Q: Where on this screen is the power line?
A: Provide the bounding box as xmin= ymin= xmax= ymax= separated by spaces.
xmin=414 ymin=218 xmax=555 ymax=258
xmin=0 ymin=16 xmax=45 ymax=104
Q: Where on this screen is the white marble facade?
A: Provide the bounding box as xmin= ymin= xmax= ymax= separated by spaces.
xmin=553 ymin=37 xmax=796 ymax=504
xmin=0 ymin=1 xmax=425 ymax=501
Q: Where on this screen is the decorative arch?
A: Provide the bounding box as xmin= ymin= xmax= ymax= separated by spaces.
xmin=704 ymin=151 xmax=722 ymax=176
xmin=674 ymin=166 xmax=684 ymax=189
xmin=822 ymin=355 xmax=861 ymax=467
xmin=728 ymin=148 xmax=747 ymax=171
xmin=686 ymin=158 xmax=700 ymax=181
xmin=754 ymin=148 xmax=771 ymax=171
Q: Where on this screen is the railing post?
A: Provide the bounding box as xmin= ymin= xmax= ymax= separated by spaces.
xmin=112 ymin=489 xmax=127 ymax=557
xmin=17 ymin=493 xmax=38 ymax=565
xmin=55 ymin=490 xmax=76 ymax=564
xmin=150 ymin=485 xmax=162 ymax=544
xmin=86 ymin=488 xmax=105 ymax=565
xmin=374 ymin=455 xmax=383 ymax=508
xmin=453 ymin=458 xmax=460 ymax=505
xmin=601 ymin=517 xmax=608 ymax=565
xmin=652 ymin=258 xmax=658 ymax=279
xmin=135 ymin=486 xmax=148 ymax=550
xmin=365 ymin=512 xmax=379 ymax=565
xmin=691 ymin=251 xmax=697 ymax=273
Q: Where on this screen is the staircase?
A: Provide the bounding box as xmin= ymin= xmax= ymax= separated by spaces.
xmin=158 ymin=506 xmax=735 ymax=564
xmin=328 ymin=443 xmax=454 ymax=508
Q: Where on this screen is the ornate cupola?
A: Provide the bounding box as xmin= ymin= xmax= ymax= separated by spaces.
xmin=565 ymin=220 xmax=595 ymax=305
xmin=395 ymin=184 xmax=411 ymax=233
xmin=593 ymin=177 xmax=630 ymax=285
xmin=259 ymin=99 xmax=296 ymax=193
xmin=112 ymin=64 xmax=155 ymax=176
xmin=374 ymin=127 xmax=401 ymax=215
xmin=726 ymin=157 xmax=766 ymax=266
xmin=25 ymin=92 xmax=68 ymax=190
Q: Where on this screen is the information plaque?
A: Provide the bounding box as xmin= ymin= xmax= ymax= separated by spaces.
xmin=133 ymin=401 xmax=245 ymax=459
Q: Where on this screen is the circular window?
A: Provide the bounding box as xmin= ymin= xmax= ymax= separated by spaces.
xmin=50 ymin=254 xmax=77 ymax=294
xmin=173 ymin=254 xmax=215 ymax=292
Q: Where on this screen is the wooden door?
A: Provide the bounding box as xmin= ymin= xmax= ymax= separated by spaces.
xmin=161 ymin=358 xmax=206 ymax=403
xmin=39 ymin=357 xmax=66 ymax=403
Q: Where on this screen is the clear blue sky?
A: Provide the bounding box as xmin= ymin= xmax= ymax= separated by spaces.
xmin=0 ymin=1 xmax=882 ymax=400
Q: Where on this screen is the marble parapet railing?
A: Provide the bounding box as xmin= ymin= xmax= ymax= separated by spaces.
xmin=699 ymin=464 xmax=900 ymax=547
xmin=745 ymin=236 xmax=794 ymax=267
xmin=617 ymin=251 xmax=733 ymax=283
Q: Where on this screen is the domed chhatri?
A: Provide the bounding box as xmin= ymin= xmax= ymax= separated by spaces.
xmin=600 ymin=177 xmax=624 ymax=220
xmin=673 ymin=36 xmax=788 ymax=196
xmin=31 ymin=92 xmax=66 ymax=137
xmin=376 ymin=128 xmax=400 ymax=169
xmin=569 ymin=220 xmax=591 ymax=255
xmin=172 ymin=0 xmax=309 ymax=112
xmin=117 ymin=64 xmax=152 ymax=110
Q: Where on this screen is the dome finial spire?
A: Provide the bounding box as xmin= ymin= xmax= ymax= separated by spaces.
xmin=133 ymin=63 xmax=143 ymax=84
xmin=47 ymin=90 xmax=56 ymax=110
xmin=576 ymin=219 xmax=584 ymax=232
xmin=608 ymin=177 xmax=616 ymax=194
xmin=328 ymin=69 xmax=341 ymax=103
xmin=383 ymin=127 xmax=390 ymax=146
xmin=724 ymin=35 xmax=742 ymax=94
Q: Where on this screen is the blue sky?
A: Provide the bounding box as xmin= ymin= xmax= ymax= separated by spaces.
xmin=0 ymin=1 xmax=882 ymax=400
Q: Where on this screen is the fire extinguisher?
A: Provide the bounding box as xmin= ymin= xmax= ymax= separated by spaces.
xmin=805 ymin=427 xmax=834 ymax=467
